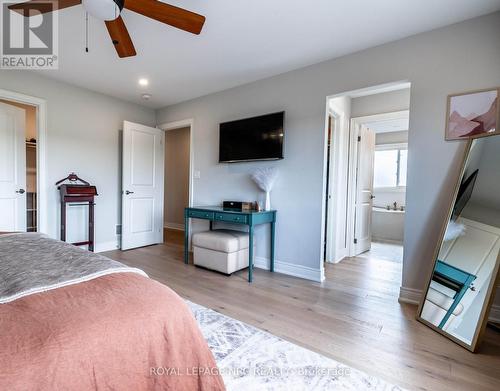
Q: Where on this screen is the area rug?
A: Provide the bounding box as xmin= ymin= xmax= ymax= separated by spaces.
xmin=187 ymin=301 xmax=404 ymax=391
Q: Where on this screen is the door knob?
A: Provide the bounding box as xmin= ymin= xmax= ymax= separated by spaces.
xmin=16 ymin=189 xmax=25 ymax=194
xmin=125 ymin=190 xmax=134 ymax=195
xmin=370 ymin=195 xmax=375 ymax=199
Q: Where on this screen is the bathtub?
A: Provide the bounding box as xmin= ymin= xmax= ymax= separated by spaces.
xmin=372 ymin=206 xmax=405 ymax=243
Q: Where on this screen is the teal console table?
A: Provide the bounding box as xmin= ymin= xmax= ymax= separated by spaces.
xmin=184 ymin=206 xmax=277 ymax=282
xmin=432 ymin=260 xmax=476 ymax=329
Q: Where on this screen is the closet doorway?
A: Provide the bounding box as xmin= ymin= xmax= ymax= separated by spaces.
xmin=0 ymin=98 xmax=40 ymax=232
xmin=159 ymin=119 xmax=194 ymax=245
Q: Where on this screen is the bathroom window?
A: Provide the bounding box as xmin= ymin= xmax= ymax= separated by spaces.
xmin=373 ymin=144 xmax=408 ymax=189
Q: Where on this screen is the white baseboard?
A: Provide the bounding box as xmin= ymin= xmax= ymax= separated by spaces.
xmin=372 ymin=237 xmax=404 ymax=245
xmin=398 ymin=286 xmax=422 ymax=305
xmin=164 ymin=222 xmax=184 ymax=231
xmin=331 ymin=248 xmax=348 ymax=264
xmin=95 ymin=240 xmax=120 ymax=253
xmin=254 ymin=256 xmax=325 ymax=283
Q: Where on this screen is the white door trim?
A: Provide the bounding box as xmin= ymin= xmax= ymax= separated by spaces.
xmin=324 ymin=108 xmax=350 ymax=264
xmin=319 ymin=105 xmax=330 ymax=275
xmin=324 ymin=111 xmax=338 ymax=264
xmin=0 ymin=88 xmax=47 ymax=234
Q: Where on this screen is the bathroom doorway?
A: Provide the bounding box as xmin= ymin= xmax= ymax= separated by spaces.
xmin=323 ymin=82 xmax=411 ymax=270
xmin=350 ymin=110 xmax=409 ymax=259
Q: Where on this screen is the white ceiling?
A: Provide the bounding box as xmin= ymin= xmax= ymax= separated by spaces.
xmin=34 ymin=0 xmax=500 ymax=108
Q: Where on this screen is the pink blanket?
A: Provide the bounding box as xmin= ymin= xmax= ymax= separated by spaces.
xmin=0 ymin=273 xmax=225 ymax=390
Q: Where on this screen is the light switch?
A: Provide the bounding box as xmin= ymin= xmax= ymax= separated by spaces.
xmin=194 ymin=170 xmax=201 ymax=179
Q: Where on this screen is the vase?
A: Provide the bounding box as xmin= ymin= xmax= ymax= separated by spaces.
xmin=265 ymin=192 xmax=271 ymax=211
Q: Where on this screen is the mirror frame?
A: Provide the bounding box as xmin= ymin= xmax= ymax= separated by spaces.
xmin=416 ymin=134 xmax=500 ymax=352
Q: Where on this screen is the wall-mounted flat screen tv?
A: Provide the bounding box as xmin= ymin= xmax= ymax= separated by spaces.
xmin=219 ymin=111 xmax=284 ymax=163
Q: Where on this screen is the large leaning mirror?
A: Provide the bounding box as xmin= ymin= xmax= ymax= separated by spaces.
xmin=417 ymin=134 xmax=500 ymax=352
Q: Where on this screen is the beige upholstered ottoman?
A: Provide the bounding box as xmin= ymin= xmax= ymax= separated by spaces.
xmin=192 ymin=229 xmax=250 ymax=274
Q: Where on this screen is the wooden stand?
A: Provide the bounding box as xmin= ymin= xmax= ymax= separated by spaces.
xmin=56 ymin=174 xmax=98 ymax=251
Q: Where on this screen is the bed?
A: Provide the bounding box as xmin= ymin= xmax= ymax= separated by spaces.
xmin=0 ymin=233 xmax=225 ymax=390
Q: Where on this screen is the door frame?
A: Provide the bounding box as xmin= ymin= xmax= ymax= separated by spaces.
xmin=321 ymin=81 xmax=411 ymax=281
xmin=0 ymin=88 xmax=47 ymax=234
xmin=324 ymin=108 xmax=348 ymax=264
xmin=157 ymin=118 xmax=194 ymax=209
xmin=347 ymin=110 xmax=409 ymax=256
xmin=157 ymin=118 xmax=194 ymax=240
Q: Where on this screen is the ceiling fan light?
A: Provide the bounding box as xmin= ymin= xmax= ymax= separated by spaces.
xmin=83 ymin=0 xmax=124 ymax=21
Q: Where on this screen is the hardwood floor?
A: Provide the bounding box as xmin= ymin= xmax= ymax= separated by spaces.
xmin=104 ymin=229 xmax=500 ymax=391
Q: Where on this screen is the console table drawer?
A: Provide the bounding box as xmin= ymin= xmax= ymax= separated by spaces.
xmin=188 ymin=210 xmax=214 ymax=220
xmin=215 ymin=213 xmax=248 ymax=224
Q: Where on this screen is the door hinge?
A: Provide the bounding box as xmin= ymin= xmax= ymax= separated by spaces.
xmin=354 ymin=238 xmax=358 ymax=244
xmin=357 ymin=136 xmax=361 ymax=142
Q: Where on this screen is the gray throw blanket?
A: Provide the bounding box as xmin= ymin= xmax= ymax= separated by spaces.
xmin=0 ymin=233 xmax=147 ymax=304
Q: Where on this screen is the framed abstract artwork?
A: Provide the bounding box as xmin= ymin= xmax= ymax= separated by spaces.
xmin=445 ymin=88 xmax=499 ymax=141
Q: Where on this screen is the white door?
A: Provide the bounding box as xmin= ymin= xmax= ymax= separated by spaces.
xmin=0 ymin=102 xmax=26 ymax=232
xmin=354 ymin=124 xmax=375 ymax=255
xmin=121 ymin=121 xmax=164 ymax=250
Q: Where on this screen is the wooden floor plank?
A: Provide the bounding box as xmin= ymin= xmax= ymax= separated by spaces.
xmin=103 ymin=229 xmax=500 ymax=391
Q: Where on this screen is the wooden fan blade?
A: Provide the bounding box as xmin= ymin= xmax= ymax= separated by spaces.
xmin=124 ymin=0 xmax=205 ymax=35
xmin=8 ymin=0 xmax=81 ymax=16
xmin=105 ymin=16 xmax=137 ymax=58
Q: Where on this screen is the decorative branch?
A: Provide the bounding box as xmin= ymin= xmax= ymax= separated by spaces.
xmin=251 ymin=167 xmax=279 ymax=192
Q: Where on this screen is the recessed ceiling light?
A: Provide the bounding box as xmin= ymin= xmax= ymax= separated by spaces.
xmin=141 ymin=93 xmax=152 ymax=100
xmin=138 ymin=78 xmax=149 ymax=87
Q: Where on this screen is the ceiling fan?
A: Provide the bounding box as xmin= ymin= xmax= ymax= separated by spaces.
xmin=8 ymin=0 xmax=206 ymax=58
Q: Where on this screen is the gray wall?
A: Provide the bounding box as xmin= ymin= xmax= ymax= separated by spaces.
xmin=164 ymin=127 xmax=190 ymax=227
xmin=156 ymin=12 xmax=500 ymax=293
xmin=351 ymin=88 xmax=411 ymax=118
xmin=0 ymin=71 xmax=156 ymax=250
